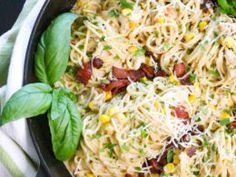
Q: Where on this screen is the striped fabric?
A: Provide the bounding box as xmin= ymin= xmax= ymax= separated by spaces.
xmin=0 ymin=0 xmax=46 ymax=176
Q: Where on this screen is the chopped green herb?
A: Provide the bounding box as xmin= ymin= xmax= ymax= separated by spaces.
xmin=194 ymin=116 xmax=201 ymax=122
xmin=101 ymin=79 xmax=110 ymax=84
xmin=167 ymin=149 xmax=174 ymax=163
xmin=189 ymin=72 xmax=197 ymax=82
xmin=141 ymin=129 xmax=148 ymax=138
xmin=104 ymin=143 xmax=117 ymax=158
xmin=154 ymin=31 xmax=161 ymax=38
xmin=219 ymin=118 xmax=230 ymax=126
xmin=95 ymin=133 xmax=101 ymax=139
xmin=139 ymin=148 xmax=145 ymax=154
xmin=187 ymin=48 xmax=194 ymax=55
xmin=78 ymin=44 xmax=84 ymax=49
xmin=134 ymin=166 xmax=142 ymax=171
xmin=103 ymin=45 xmax=112 ymax=51
xmin=120 ymin=0 xmax=134 ymax=9
xmin=100 ymin=36 xmax=106 ymax=41
xmin=201 ymin=107 xmax=208 ymax=115
xmin=135 ymin=48 xmax=146 ymax=57
xmin=208 ymin=69 xmax=220 ymax=77
xmin=66 ymin=65 xmax=77 ymax=76
xmin=203 ymin=138 xmax=209 ymax=147
xmin=193 ymin=171 xmax=200 ymax=176
xmin=108 ymin=9 xmax=120 ymax=17
xmin=121 ymin=144 xmax=129 ymax=151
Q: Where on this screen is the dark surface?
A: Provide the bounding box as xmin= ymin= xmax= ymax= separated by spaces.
xmin=24 ymin=0 xmax=76 ymax=177
xmin=0 ymin=0 xmax=26 ymax=35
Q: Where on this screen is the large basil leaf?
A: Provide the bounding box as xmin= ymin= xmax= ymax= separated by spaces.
xmin=48 ymin=89 xmax=82 ymax=160
xmin=35 ymin=13 xmax=78 ymax=85
xmin=1 ymin=83 xmax=52 ymax=125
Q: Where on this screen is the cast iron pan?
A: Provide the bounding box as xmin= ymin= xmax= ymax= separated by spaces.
xmin=24 ymin=0 xmax=76 ymax=176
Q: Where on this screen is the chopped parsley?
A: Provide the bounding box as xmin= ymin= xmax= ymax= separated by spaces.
xmin=135 ymin=47 xmax=146 ymax=57
xmin=208 ymin=69 xmax=220 ymax=77
xmin=103 ymin=45 xmax=112 ymax=51
xmin=189 ymin=72 xmax=197 ymax=82
xmin=78 ymin=44 xmax=84 ymax=49
xmin=121 ymin=144 xmax=129 ymax=151
xmin=219 ymin=118 xmax=230 ymax=126
xmin=141 ymin=129 xmax=148 ymax=138
xmin=108 ymin=9 xmax=120 ymax=17
xmin=104 ymin=143 xmax=117 ymax=157
xmin=100 ymin=36 xmax=106 ymax=41
xmin=120 ymin=0 xmax=134 ymax=9
xmin=167 ymin=149 xmax=174 ymax=163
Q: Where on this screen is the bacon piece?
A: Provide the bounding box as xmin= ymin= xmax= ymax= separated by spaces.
xmin=76 ymin=62 xmax=92 ymax=85
xmin=180 ymin=75 xmax=192 ymax=85
xmin=140 ymin=63 xmax=155 ymax=79
xmin=175 ymin=106 xmax=189 ymax=119
xmin=100 ymin=80 xmax=130 ymax=94
xmin=174 ymin=63 xmax=187 ymax=77
xmin=125 ymin=174 xmax=134 ymax=177
xmin=112 ymin=67 xmax=145 ymax=81
xmin=92 ymin=58 xmax=103 ymax=69
xmin=156 ymin=70 xmax=168 ymax=77
xmin=229 ymin=121 xmax=236 ymax=128
xmin=148 ymin=159 xmax=163 ymax=174
xmin=186 ymin=147 xmax=196 ymax=157
xmin=138 ymin=173 xmax=145 ymax=177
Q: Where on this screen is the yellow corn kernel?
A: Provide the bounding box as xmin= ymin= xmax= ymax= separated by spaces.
xmin=88 ymin=101 xmax=97 ymax=111
xmin=105 ymin=91 xmax=112 ymax=101
xmin=99 ymin=114 xmax=111 ymax=124
xmin=162 ymin=108 xmax=167 ymax=114
xmin=175 ymin=149 xmax=181 ymax=155
xmin=169 ymin=75 xmax=180 ymax=85
xmin=157 ymin=16 xmax=165 ymax=24
xmin=188 ymin=94 xmax=196 ymax=103
xmin=129 ymin=21 xmax=137 ymax=29
xmin=225 ymin=37 xmax=235 ymax=49
xmin=154 ymin=101 xmax=159 ymax=109
xmin=199 ymin=21 xmax=208 ymax=32
xmin=164 ymin=163 xmax=176 ymax=174
xmin=140 ymin=77 xmax=148 ymax=83
xmin=128 ymin=46 xmax=138 ymax=53
xmin=220 ymin=111 xmax=230 ymax=119
xmin=145 ymin=56 xmax=152 ymax=65
xmin=108 ymin=107 xmax=118 ymax=116
xmin=184 ymin=33 xmax=195 ymax=42
xmin=173 ymin=154 xmax=180 ymax=164
xmin=122 ymin=8 xmax=133 ymax=16
xmin=86 ymin=173 xmax=95 ymax=177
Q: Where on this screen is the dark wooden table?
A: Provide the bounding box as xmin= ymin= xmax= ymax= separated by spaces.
xmin=0 ymin=0 xmax=25 ymax=35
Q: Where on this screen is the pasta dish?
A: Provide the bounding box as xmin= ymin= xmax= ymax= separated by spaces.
xmin=59 ymin=0 xmax=236 ymax=176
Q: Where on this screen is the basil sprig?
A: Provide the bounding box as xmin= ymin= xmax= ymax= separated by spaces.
xmin=35 ymin=13 xmax=78 ymax=85
xmin=1 ymin=84 xmax=83 ymax=161
xmin=48 ymin=88 xmax=82 ymax=160
xmin=217 ymin=0 xmax=236 ymax=16
xmin=0 ymin=13 xmax=83 ymax=161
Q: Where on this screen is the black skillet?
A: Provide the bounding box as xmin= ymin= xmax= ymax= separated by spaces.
xmin=24 ymin=0 xmax=76 ymax=176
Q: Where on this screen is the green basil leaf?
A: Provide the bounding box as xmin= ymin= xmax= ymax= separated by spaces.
xmin=48 ymin=91 xmax=82 ymax=160
xmin=50 ymin=88 xmax=76 ymax=120
xmin=35 ymin=13 xmax=78 ymax=85
xmin=1 ymin=83 xmax=52 ymax=125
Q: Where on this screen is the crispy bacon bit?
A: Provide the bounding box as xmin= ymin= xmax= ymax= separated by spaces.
xmin=175 ymin=106 xmax=189 ymax=119
xmin=70 ymin=39 xmax=78 ymax=45
xmin=140 ymin=63 xmax=155 ymax=79
xmin=112 ymin=67 xmax=145 ymax=81
xmin=180 ymin=75 xmax=192 ymax=85
xmin=92 ymin=58 xmax=104 ymax=69
xmin=125 ymin=174 xmax=134 ymax=177
xmin=186 ymin=147 xmax=196 ymax=157
xmin=148 ymin=159 xmax=163 ymax=174
xmin=229 ymin=121 xmax=236 ymax=128
xmin=156 ymin=70 xmax=168 ymax=77
xmin=174 ymin=63 xmax=187 ymax=77
xmin=138 ymin=173 xmax=145 ymax=177
xmin=76 ymin=62 xmax=92 ymax=85
xmin=100 ymin=80 xmax=130 ymax=94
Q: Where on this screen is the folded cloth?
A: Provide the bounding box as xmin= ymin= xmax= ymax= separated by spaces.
xmin=0 ymin=0 xmax=46 ymax=177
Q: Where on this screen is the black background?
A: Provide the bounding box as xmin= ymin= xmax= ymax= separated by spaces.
xmin=0 ymin=0 xmax=26 ymax=35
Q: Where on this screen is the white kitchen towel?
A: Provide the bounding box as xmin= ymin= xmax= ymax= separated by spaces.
xmin=0 ymin=0 xmax=46 ymax=177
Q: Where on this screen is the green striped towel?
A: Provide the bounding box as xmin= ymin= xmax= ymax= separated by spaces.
xmin=0 ymin=0 xmax=46 ymax=176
